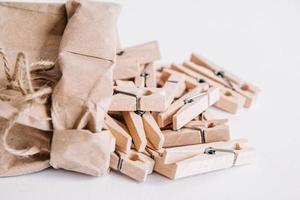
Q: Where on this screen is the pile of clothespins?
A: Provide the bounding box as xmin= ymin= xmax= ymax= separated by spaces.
xmin=106 ymin=41 xmax=259 ymax=182
xmin=0 ymin=0 xmax=259 ymax=182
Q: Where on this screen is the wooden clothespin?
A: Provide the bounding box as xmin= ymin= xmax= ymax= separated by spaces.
xmin=161 ymin=67 xmax=244 ymax=117
xmin=123 ymin=111 xmax=147 ymax=152
xmin=191 ymin=110 xmax=229 ymax=126
xmin=142 ymin=112 xmax=165 ymax=150
xmin=109 ymin=86 xmax=167 ymax=112
xmin=114 ymin=41 xmax=161 ymax=80
xmin=193 ymin=110 xmax=215 ymax=121
xmin=112 ymin=82 xmax=165 ymax=152
xmin=123 ymin=111 xmax=165 ymax=152
xmin=162 ymin=72 xmax=186 ymax=107
xmin=115 ymin=80 xmax=136 ymax=87
xmin=110 ymin=150 xmax=155 ymax=182
xmin=160 ymin=138 xmax=250 ymax=164
xmin=154 ymin=139 xmax=255 ymax=179
xmin=135 ymin=63 xmax=157 ymax=88
xmin=157 ymin=85 xmax=220 ymax=130
xmin=162 ymin=119 xmax=230 ymax=147
xmin=104 ymin=114 xmax=132 ymax=154
xmin=159 ymin=67 xmax=203 ymax=90
xmin=189 ymin=53 xmax=260 ymax=108
xmin=107 ymin=111 xmax=123 ymax=118
xmin=143 ymin=146 xmax=164 ymax=159
xmin=156 ymin=66 xmax=164 ymax=87
xmin=171 ymin=63 xmax=246 ymax=113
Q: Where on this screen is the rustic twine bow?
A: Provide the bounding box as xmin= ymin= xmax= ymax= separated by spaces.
xmin=0 ymin=48 xmax=56 ymax=157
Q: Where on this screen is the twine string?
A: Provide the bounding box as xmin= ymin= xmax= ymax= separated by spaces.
xmin=0 ymin=48 xmax=11 ymax=82
xmin=0 ymin=49 xmax=55 ymax=157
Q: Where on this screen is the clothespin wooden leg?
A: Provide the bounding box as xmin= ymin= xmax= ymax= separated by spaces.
xmin=162 ymin=123 xmax=230 ymax=148
xmin=214 ymin=88 xmax=246 ymax=113
xmin=123 ymin=112 xmax=147 ymax=152
xmin=135 ymin=63 xmax=157 ymax=88
xmin=104 ymin=114 xmax=132 ymax=154
xmin=172 ymin=87 xmax=220 ymax=130
xmin=161 ymin=139 xmax=249 ymax=164
xmin=110 ymin=150 xmax=155 ymax=182
xmin=162 ymin=73 xmax=186 ymax=107
xmin=172 ymin=95 xmax=208 ymax=130
xmin=154 ymin=139 xmax=255 ymax=179
xmin=142 ymin=112 xmax=165 ymax=150
xmin=162 ymin=128 xmax=203 ymax=147
xmin=157 ymin=86 xmax=207 ymax=128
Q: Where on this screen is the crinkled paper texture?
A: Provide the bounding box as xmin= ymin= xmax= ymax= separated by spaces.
xmin=50 ymin=0 xmax=121 ymax=176
xmin=0 ymin=2 xmax=66 ymax=177
xmin=51 ymin=0 xmax=121 ymax=132
xmin=50 ymin=129 xmax=115 ymax=176
xmin=0 ymin=118 xmax=51 ymax=177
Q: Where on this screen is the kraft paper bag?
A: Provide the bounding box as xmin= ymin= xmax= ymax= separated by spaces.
xmin=0 ymin=51 xmax=58 ymax=177
xmin=0 ymin=2 xmax=66 ymax=86
xmin=50 ymin=129 xmax=115 ymax=176
xmin=0 ymin=2 xmax=67 ymax=177
xmin=0 ymin=118 xmax=51 ymax=177
xmin=0 ymin=2 xmax=67 ymax=131
xmin=50 ymin=0 xmax=120 ymax=176
xmin=51 ymin=0 xmax=120 ymax=131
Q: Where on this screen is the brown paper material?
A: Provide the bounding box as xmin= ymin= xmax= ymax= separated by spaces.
xmin=0 ymin=2 xmax=67 ymax=177
xmin=0 ymin=2 xmax=66 ymax=86
xmin=0 ymin=118 xmax=51 ymax=177
xmin=50 ymin=0 xmax=121 ymax=176
xmin=51 ymin=0 xmax=120 ymax=131
xmin=50 ymin=129 xmax=115 ymax=176
xmin=0 ymin=2 xmax=67 ymax=130
xmin=0 ymin=101 xmax=51 ymax=131
xmin=0 ymin=52 xmax=55 ymax=176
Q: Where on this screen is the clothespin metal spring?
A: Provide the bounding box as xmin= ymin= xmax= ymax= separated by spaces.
xmin=134 ymin=110 xmax=146 ymax=117
xmin=183 ymin=92 xmax=207 ymax=105
xmin=115 ymin=151 xmax=124 ymax=171
xmin=197 ymin=78 xmax=206 ymax=83
xmin=184 ymin=126 xmax=206 ymax=143
xmin=204 ymin=147 xmax=238 ymax=166
xmin=214 ymin=70 xmax=236 ymax=91
xmin=140 ymin=71 xmax=150 ymax=87
xmin=145 ymin=147 xmax=155 ymax=159
xmin=113 ymin=89 xmax=141 ymax=110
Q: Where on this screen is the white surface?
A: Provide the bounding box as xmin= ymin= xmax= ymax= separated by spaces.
xmin=1 ymin=0 xmax=300 ymax=199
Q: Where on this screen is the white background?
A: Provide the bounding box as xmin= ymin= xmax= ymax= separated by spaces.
xmin=1 ymin=0 xmax=300 ymax=199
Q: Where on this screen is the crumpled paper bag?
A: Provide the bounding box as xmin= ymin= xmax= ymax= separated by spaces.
xmin=0 ymin=2 xmax=67 ymax=177
xmin=50 ymin=129 xmax=115 ymax=176
xmin=50 ymin=0 xmax=120 ymax=176
xmin=0 ymin=118 xmax=51 ymax=177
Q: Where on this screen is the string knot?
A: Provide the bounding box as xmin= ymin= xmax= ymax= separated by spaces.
xmin=0 ymin=49 xmax=55 ymax=157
